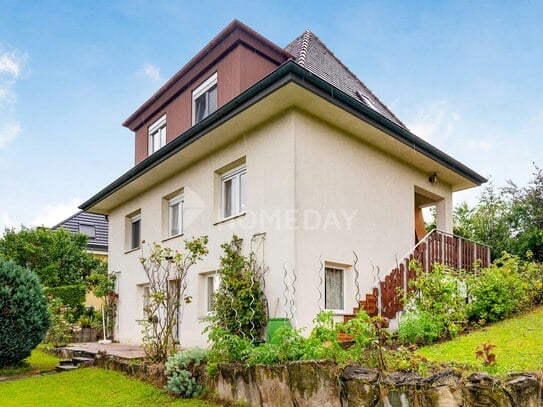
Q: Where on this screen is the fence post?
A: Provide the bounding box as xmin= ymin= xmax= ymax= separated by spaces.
xmin=458 ymin=238 xmax=462 ymax=270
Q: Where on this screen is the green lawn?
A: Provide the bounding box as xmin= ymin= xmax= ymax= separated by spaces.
xmin=0 ymin=368 xmax=219 ymax=406
xmin=0 ymin=345 xmax=61 ymax=377
xmin=417 ymin=306 xmax=543 ymax=375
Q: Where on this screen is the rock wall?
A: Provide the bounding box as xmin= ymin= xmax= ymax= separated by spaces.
xmin=209 ymin=361 xmax=543 ymax=407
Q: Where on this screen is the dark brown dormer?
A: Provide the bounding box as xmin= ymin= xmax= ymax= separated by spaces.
xmin=124 ymin=20 xmax=291 ymax=165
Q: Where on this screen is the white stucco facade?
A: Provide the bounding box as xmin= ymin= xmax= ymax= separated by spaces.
xmin=106 ymin=107 xmax=455 ymax=347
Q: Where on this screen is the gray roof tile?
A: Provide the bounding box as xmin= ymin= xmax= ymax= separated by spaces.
xmin=285 ymin=30 xmax=406 ymax=128
xmin=52 ymin=211 xmax=108 ymax=253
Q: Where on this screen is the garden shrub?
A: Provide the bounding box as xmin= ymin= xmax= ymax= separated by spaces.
xmin=44 ymin=284 xmax=86 ymax=321
xmin=397 ymin=311 xmax=444 ymax=345
xmin=467 ymin=255 xmax=531 ymax=322
xmin=206 ymin=235 xmax=267 ymax=341
xmin=207 ymin=327 xmax=254 ymax=368
xmin=44 ymin=297 xmax=74 ymax=348
xmin=406 ymin=263 xmax=467 ymax=339
xmin=0 ymin=259 xmax=51 ymax=367
xmin=165 ymin=348 xmax=208 ymax=398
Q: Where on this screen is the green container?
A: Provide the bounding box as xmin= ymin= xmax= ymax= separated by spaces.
xmin=266 ymin=318 xmax=291 ymax=344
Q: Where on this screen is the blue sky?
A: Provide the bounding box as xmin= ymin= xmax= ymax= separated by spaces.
xmin=1 ymin=1 xmax=542 ymax=229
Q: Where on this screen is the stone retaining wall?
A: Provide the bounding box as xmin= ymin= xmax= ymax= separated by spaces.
xmin=47 ymin=347 xmax=165 ymax=388
xmin=209 ymin=361 xmax=543 ymax=407
xmin=47 ymin=348 xmax=542 ymax=406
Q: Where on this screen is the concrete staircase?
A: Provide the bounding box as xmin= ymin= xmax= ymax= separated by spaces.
xmin=55 ymin=356 xmax=95 ymax=372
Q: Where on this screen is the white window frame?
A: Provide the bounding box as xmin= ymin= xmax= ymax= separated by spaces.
xmin=221 ymin=165 xmax=246 ymax=219
xmin=79 ymin=223 xmax=96 ymax=239
xmin=206 ymin=273 xmax=221 ymax=314
xmin=148 ymin=114 xmax=166 ymax=155
xmin=324 ymin=266 xmax=345 ymax=312
xmin=168 ymin=193 xmax=184 ymax=238
xmin=192 ymin=72 xmax=218 ymax=125
xmin=130 ymin=213 xmax=141 ymax=250
xmin=141 ymin=284 xmax=150 ymax=319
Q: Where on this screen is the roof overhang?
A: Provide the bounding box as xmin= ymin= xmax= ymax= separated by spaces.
xmin=81 ymin=61 xmax=486 ymax=214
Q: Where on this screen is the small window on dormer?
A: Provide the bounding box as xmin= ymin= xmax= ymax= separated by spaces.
xmin=79 ymin=223 xmax=96 ymax=239
xmin=148 ymin=114 xmax=166 ymax=155
xmin=192 ymin=73 xmax=217 ymax=125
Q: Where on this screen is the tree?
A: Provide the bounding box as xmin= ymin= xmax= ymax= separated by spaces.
xmin=139 ymin=237 xmax=208 ymax=363
xmin=454 ymin=166 xmax=543 ymax=262
xmin=505 ymin=166 xmax=543 ymax=261
xmin=0 ymin=258 xmax=51 ymax=367
xmin=0 ymin=226 xmax=102 ymax=287
xmin=454 ymin=184 xmax=512 ymax=259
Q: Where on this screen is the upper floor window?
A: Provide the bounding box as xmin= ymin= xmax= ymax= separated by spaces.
xmin=192 ymin=73 xmax=217 ymax=125
xmin=148 ymin=114 xmax=166 ymax=155
xmin=221 ymin=165 xmax=246 ymax=219
xmin=128 ymin=212 xmax=141 ymax=251
xmin=168 ymin=193 xmax=184 ymax=238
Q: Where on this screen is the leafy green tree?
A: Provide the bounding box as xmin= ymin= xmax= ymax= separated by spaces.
xmin=0 ymin=226 xmax=102 ymax=287
xmin=455 ymin=184 xmax=512 ymax=258
xmin=454 ymin=167 xmax=543 ymax=262
xmin=0 ymin=258 xmax=51 ymax=367
xmin=504 ymin=166 xmax=543 ymax=261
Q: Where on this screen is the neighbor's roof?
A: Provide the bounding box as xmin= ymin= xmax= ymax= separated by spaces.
xmin=52 ymin=210 xmax=108 ymax=253
xmin=285 ymin=30 xmax=406 ymax=129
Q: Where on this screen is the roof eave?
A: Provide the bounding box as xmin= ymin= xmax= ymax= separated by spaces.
xmin=81 ymin=61 xmax=486 ymax=212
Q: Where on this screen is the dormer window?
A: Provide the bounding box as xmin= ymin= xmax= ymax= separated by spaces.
xmin=148 ymin=114 xmax=166 ymax=155
xmin=192 ymin=73 xmax=217 ymax=125
xmin=79 ymin=223 xmax=96 ymax=239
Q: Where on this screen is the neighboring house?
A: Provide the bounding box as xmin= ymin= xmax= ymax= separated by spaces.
xmin=52 ymin=210 xmax=109 ymax=259
xmin=52 ymin=210 xmax=109 ymax=309
xmin=80 ymin=20 xmax=488 ymax=347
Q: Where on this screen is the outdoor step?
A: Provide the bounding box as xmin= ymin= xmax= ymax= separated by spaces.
xmin=343 ymin=314 xmax=355 ymax=323
xmin=72 ymin=356 xmax=95 ymax=367
xmin=58 ymin=360 xmax=74 ymax=366
xmin=55 ymin=364 xmax=78 ymax=372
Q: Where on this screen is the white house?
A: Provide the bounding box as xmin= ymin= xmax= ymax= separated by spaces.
xmin=80 ymin=20 xmax=488 ymax=347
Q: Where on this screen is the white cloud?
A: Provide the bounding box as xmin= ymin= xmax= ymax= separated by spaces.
xmin=407 ymin=100 xmax=461 ymax=147
xmin=0 ymin=121 xmax=21 ymax=149
xmin=0 ymin=211 xmax=18 ymax=233
xmin=0 ymin=50 xmax=22 ymax=78
xmin=141 ymin=63 xmax=162 ymax=82
xmin=31 ymin=197 xmax=82 ymax=228
xmin=0 ymin=47 xmax=26 ymax=148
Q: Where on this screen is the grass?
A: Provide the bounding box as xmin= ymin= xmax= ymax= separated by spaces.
xmin=417 ymin=306 xmax=543 ymax=375
xmin=0 ymin=368 xmax=219 ymax=406
xmin=0 ymin=344 xmax=61 ymax=377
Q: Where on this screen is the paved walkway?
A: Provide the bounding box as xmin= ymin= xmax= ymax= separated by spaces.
xmin=63 ymin=342 xmax=145 ymax=359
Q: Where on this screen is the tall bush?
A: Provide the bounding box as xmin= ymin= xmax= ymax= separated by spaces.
xmin=206 ymin=235 xmax=268 ymax=341
xmin=467 ymin=254 xmax=535 ymax=322
xmin=403 ymin=262 xmax=467 ymax=339
xmin=0 ymin=259 xmax=50 ymax=367
xmin=43 ymin=284 xmax=86 ymax=322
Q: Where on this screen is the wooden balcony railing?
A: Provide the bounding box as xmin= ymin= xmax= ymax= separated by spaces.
xmin=376 ymin=229 xmax=491 ymax=319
